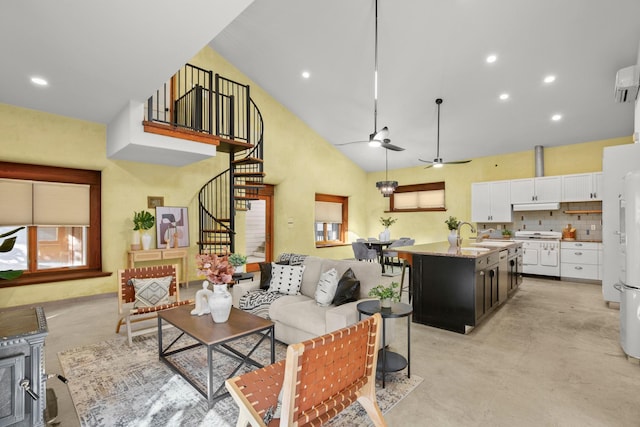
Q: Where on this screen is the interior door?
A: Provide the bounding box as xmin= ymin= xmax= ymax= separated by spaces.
xmin=244 ymin=184 xmax=274 ymax=272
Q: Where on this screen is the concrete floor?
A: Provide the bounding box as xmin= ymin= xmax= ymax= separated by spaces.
xmin=36 ymin=275 xmax=640 ymax=426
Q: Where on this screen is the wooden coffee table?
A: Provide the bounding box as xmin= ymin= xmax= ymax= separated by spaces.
xmin=157 ymin=304 xmax=275 ymax=408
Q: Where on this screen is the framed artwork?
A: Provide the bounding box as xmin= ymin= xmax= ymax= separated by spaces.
xmin=155 ymin=206 xmax=189 ymax=249
xmin=147 ymin=196 xmax=164 ymax=209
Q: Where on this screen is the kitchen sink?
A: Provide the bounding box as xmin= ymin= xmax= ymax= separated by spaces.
xmin=471 ymin=241 xmax=514 ymax=248
xmin=460 ymin=247 xmax=491 ymax=252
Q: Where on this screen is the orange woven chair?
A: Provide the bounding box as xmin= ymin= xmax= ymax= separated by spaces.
xmin=116 ymin=264 xmax=192 ymax=345
xmin=225 ymin=313 xmax=386 ymax=427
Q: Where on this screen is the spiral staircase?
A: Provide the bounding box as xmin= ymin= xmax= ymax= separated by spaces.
xmin=145 ymin=63 xmax=265 ymax=255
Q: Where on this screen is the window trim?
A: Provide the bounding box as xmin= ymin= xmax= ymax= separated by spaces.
xmin=314 ymin=193 xmax=348 ymax=247
xmin=389 ymin=182 xmax=446 ymax=212
xmin=0 ymin=161 xmax=108 ymax=288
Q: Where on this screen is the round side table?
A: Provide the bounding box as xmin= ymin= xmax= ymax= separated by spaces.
xmin=357 ymin=300 xmax=412 ymax=388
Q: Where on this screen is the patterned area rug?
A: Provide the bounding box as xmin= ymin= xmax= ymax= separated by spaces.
xmin=59 ymin=330 xmax=422 ymax=426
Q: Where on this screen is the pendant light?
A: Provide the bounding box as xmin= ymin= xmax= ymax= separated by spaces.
xmin=372 ymin=0 xmax=398 ymax=197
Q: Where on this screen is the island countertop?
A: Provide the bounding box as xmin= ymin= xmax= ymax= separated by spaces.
xmin=395 ymin=240 xmax=520 ymax=259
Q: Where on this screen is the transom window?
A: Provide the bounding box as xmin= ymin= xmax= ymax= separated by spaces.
xmin=314 ymin=194 xmax=348 ymax=247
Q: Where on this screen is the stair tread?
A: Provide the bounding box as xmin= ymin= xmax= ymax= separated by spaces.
xmin=234 ymin=172 xmax=266 ymax=177
xmin=235 ymin=183 xmax=266 ymax=188
xmin=235 ymin=196 xmax=260 ymax=201
xmin=201 ymin=229 xmax=232 ymax=234
xmin=233 ymin=157 xmax=264 ymax=165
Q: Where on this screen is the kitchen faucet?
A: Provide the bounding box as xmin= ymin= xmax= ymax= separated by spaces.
xmin=456 ymin=221 xmax=476 ymax=247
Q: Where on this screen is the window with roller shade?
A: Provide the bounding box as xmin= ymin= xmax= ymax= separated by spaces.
xmin=389 ymin=182 xmax=446 ymax=212
xmin=0 ymin=162 xmax=104 ymax=287
xmin=314 ymin=194 xmax=348 ymax=246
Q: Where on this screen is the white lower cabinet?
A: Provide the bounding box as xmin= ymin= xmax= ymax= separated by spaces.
xmin=560 ymin=241 xmax=602 ymax=281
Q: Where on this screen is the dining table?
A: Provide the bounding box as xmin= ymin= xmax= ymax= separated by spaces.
xmin=365 ymin=239 xmax=396 ymax=273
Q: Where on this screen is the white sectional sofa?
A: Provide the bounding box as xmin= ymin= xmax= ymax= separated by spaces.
xmin=232 ymin=256 xmax=384 ymax=344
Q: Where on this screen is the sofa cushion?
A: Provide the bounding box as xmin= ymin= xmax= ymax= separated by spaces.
xmin=276 ymin=253 xmax=307 ymax=266
xmin=314 ymin=268 xmax=339 ymax=306
xmin=238 ymin=290 xmax=284 ymax=319
xmin=318 ymin=258 xmax=381 ymax=299
xmin=268 ymin=263 xmax=305 ymax=295
xmin=269 ymin=297 xmax=328 ymax=337
xmin=332 ymin=268 xmax=361 ymax=306
xmin=299 ymin=256 xmax=324 ymax=298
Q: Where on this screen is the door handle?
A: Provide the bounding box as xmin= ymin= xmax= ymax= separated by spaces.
xmin=20 ymin=379 xmax=39 ymax=400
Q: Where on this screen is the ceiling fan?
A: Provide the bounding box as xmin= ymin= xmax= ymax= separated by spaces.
xmin=336 ymin=0 xmax=405 ymax=152
xmin=419 ymin=98 xmax=471 ymax=168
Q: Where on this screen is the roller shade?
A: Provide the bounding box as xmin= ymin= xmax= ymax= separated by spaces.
xmin=33 ymin=182 xmax=90 ymax=226
xmin=394 ymin=189 xmax=445 ymax=209
xmin=315 ymin=201 xmax=342 ymax=223
xmin=0 ymin=179 xmax=34 ymax=225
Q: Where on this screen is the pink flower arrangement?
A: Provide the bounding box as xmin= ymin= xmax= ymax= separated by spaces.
xmin=195 ymin=253 xmax=235 ymax=284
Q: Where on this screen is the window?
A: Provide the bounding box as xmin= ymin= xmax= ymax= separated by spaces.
xmin=315 ymin=194 xmax=348 ymax=247
xmin=390 ymin=182 xmax=446 ymax=212
xmin=0 ymin=162 xmax=106 ymax=287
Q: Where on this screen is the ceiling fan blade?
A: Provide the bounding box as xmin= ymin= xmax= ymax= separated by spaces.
xmin=335 ymin=140 xmax=370 ymax=147
xmin=381 ymin=140 xmax=405 ymax=151
xmin=444 ymin=160 xmax=472 ymax=165
xmin=417 ymin=158 xmax=433 ymax=163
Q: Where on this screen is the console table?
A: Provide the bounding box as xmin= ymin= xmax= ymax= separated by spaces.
xmin=127 ymin=248 xmax=189 ymax=287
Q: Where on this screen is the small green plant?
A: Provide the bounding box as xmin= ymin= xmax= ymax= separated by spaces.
xmin=502 ymin=229 xmax=512 ymax=237
xmin=133 ymin=211 xmax=155 ymax=231
xmin=228 ymin=253 xmax=247 ymax=267
xmin=368 ymin=282 xmax=401 ymax=302
xmin=445 ymin=216 xmax=460 ymax=231
xmin=380 ymin=216 xmax=397 ymax=228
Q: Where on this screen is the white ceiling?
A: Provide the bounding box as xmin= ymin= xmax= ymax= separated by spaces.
xmin=2 ymin=0 xmax=639 ymax=173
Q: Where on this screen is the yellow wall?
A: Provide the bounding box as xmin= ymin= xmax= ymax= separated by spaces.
xmin=0 ymin=42 xmax=633 ymax=308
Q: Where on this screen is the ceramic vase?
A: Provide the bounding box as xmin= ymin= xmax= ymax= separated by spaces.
xmin=208 ymin=283 xmax=232 ymax=323
xmin=131 ymin=230 xmax=141 ymax=251
xmin=141 ymin=232 xmax=152 ymax=250
xmin=380 ymin=298 xmax=392 ymax=308
xmin=448 ymin=230 xmax=458 ymax=247
xmin=379 ymin=228 xmax=391 ymax=241
xmin=234 ymin=264 xmax=246 ymax=274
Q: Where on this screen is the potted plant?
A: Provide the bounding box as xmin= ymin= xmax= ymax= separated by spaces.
xmin=0 ymin=226 xmax=25 ymax=280
xmin=132 ymin=210 xmax=155 ymax=250
xmin=445 ymin=216 xmax=460 ymax=246
xmin=228 ymin=253 xmax=248 ymax=274
xmin=379 ymin=216 xmax=397 ymax=241
xmin=368 ymin=282 xmax=401 ymax=308
xmin=502 ymin=229 xmax=513 ymax=239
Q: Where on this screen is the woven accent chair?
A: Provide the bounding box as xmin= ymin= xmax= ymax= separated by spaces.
xmin=225 ymin=313 xmax=386 ymax=427
xmin=116 ymin=264 xmax=192 ymax=346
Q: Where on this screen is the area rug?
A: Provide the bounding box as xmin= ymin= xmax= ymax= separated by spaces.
xmin=59 ymin=330 xmax=422 ymax=426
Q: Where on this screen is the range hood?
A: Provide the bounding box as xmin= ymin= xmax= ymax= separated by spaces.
xmin=513 ymin=202 xmax=560 ymax=212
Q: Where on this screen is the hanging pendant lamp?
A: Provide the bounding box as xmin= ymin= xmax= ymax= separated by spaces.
xmin=376 ymin=149 xmax=398 ymax=197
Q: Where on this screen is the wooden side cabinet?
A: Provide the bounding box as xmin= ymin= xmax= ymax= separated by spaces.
xmin=127 ymin=248 xmax=189 ymax=287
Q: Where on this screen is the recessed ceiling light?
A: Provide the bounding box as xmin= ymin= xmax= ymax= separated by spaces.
xmin=543 ymin=75 xmax=556 ymax=83
xmin=551 ymin=114 xmax=562 ymax=121
xmin=499 ymin=93 xmax=510 ymax=100
xmin=301 ymin=71 xmax=310 ymax=79
xmin=30 ymin=76 xmax=48 ymax=86
xmin=486 ymin=54 xmax=497 ymax=63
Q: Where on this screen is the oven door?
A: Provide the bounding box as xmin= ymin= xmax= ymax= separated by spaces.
xmin=540 ymin=244 xmax=559 ymax=267
xmin=0 ymin=355 xmax=26 ymax=427
xmin=520 ymin=242 xmax=539 ymax=266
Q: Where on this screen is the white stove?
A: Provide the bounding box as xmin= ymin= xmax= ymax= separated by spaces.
xmin=514 ymin=231 xmax=562 ymax=277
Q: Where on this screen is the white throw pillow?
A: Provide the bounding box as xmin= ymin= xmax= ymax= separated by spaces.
xmin=268 ymin=263 xmax=306 ymax=295
xmin=314 ymin=268 xmax=339 ymax=306
xmin=129 ymin=276 xmax=172 ymax=307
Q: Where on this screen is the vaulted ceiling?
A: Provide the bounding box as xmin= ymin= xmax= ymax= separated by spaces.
xmin=2 ymin=1 xmax=640 ymax=173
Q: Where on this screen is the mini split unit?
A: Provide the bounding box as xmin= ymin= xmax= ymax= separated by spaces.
xmin=614 ymin=65 xmax=640 ymax=103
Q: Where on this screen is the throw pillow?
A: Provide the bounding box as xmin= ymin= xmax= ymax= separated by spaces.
xmin=129 ymin=276 xmax=172 ymax=308
xmin=258 ymin=262 xmax=272 ymax=290
xmin=332 ymin=268 xmax=361 ymax=306
xmin=268 ymin=263 xmax=306 ymax=295
xmin=314 ymin=268 xmax=339 ymax=306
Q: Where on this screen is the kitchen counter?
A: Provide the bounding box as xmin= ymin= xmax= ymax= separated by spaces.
xmin=397 ymin=241 xmax=522 ymax=334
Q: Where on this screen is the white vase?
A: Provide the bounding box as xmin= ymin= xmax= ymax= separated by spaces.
xmin=131 ymin=230 xmax=141 ymax=251
xmin=448 ymin=230 xmax=458 ymax=247
xmin=234 ymin=264 xmax=246 ymax=274
xmin=208 ymin=283 xmax=232 ymax=323
xmin=141 ymin=232 xmax=152 ymax=250
xmin=380 ymin=298 xmax=392 ymax=308
xmin=379 ymin=228 xmax=390 ymax=241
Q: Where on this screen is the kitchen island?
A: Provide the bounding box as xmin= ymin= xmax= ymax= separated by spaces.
xmin=397 ymin=241 xmax=522 ymax=334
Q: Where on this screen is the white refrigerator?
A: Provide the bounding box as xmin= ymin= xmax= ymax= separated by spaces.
xmin=602 ymin=143 xmax=640 ymax=303
xmin=617 ymin=170 xmax=640 ymax=358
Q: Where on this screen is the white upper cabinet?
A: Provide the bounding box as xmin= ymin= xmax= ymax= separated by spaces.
xmin=471 ymin=180 xmax=512 ymax=223
xmin=510 ymin=176 xmax=561 ymax=204
xmin=562 ymin=172 xmax=603 ymax=202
